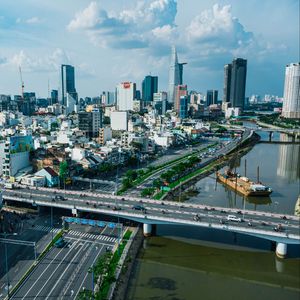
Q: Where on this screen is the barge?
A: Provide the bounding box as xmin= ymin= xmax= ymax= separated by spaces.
xmin=216 ymin=170 xmax=272 ymax=197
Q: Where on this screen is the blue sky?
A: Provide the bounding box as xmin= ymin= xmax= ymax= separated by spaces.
xmin=0 ymin=0 xmax=299 ymax=98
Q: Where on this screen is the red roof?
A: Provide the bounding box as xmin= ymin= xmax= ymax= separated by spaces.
xmin=44 ymin=167 xmax=58 ymax=177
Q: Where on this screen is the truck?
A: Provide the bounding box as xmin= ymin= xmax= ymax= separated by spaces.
xmin=54 ymin=237 xmax=66 ymax=248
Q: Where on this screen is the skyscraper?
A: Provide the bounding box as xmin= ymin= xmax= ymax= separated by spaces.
xmin=229 ymin=58 xmax=247 ymax=109
xmin=60 ymin=64 xmax=77 ymax=106
xmin=174 ymin=84 xmax=188 ymax=113
xmin=168 ymin=46 xmax=186 ymax=104
xmin=223 ymin=64 xmax=232 ymax=103
xmin=142 ymin=75 xmax=158 ymax=102
xmin=116 ymin=82 xmax=136 ymax=111
xmin=206 ymin=90 xmax=218 ymax=106
xmin=282 ymin=63 xmax=300 ymax=119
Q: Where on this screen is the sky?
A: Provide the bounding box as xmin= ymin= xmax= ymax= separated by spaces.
xmin=0 ymin=0 xmax=299 ymax=99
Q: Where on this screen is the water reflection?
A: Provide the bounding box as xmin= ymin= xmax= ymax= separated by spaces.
xmin=277 ymin=134 xmax=300 ymax=183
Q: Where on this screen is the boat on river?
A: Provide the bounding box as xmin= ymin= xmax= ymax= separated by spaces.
xmin=216 ymin=170 xmax=272 ymax=197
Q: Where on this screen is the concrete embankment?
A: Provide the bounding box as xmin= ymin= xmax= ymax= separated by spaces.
xmin=110 ymin=227 xmax=144 ymax=300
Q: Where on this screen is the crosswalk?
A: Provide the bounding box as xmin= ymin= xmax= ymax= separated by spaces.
xmin=32 ymin=225 xmax=117 ymax=243
xmin=68 ymin=230 xmax=117 ymax=243
xmin=33 ymin=225 xmax=60 ymax=233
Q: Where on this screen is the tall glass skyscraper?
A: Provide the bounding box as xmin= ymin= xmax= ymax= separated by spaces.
xmin=223 ymin=58 xmax=247 ymax=109
xmin=60 ymin=64 xmax=76 ymax=106
xmin=168 ymin=46 xmax=186 ymax=104
xmin=142 ymin=75 xmax=158 ymax=102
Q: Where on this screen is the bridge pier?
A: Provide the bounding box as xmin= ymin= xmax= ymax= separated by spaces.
xmin=276 ymin=242 xmax=287 ymax=259
xmin=269 ymin=131 xmax=273 ymax=142
xmin=143 ymin=223 xmax=153 ymax=237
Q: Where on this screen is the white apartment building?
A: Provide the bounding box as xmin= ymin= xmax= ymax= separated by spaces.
xmin=282 ymin=62 xmax=300 ymax=119
xmin=116 ymin=82 xmax=136 ymax=111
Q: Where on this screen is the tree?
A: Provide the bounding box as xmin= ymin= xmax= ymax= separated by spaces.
xmin=59 ymin=161 xmax=68 ymax=187
xmin=122 ymin=178 xmax=133 ymax=189
xmin=153 ymin=179 xmax=162 ymax=189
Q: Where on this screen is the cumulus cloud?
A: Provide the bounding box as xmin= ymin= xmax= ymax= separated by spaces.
xmin=187 ymin=4 xmax=253 ymax=48
xmin=67 ymin=0 xmax=177 ymax=49
xmin=1 ymin=48 xmax=71 ymax=72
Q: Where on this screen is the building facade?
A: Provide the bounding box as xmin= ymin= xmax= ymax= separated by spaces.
xmin=116 ymin=82 xmax=136 ymax=111
xmin=174 ymin=85 xmax=188 ymax=113
xmin=223 ymin=64 xmax=232 ymax=104
xmin=60 ymin=64 xmax=77 ymax=106
xmin=142 ymin=75 xmax=158 ymax=103
xmin=78 ymin=109 xmax=102 ymax=138
xmin=206 ymin=90 xmax=218 ymax=106
xmin=229 ymin=58 xmax=247 ymax=109
xmin=282 ymin=62 xmax=300 ymax=119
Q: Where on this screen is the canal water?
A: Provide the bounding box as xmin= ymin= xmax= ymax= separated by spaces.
xmin=126 ymin=131 xmax=300 ymax=300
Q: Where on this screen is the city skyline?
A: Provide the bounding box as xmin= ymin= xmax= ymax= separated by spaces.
xmin=0 ymin=0 xmax=299 ymax=98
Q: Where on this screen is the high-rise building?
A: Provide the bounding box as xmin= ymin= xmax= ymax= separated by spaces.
xmin=168 ymin=46 xmax=186 ymax=103
xmin=174 ymin=85 xmax=188 ymax=113
xmin=206 ymin=90 xmax=218 ymax=106
xmin=101 ymin=91 xmax=115 ymax=105
xmin=179 ymin=96 xmax=188 ymax=119
xmin=282 ymin=62 xmax=300 ymax=119
xmin=51 ymin=90 xmax=58 ymax=105
xmin=78 ymin=108 xmax=102 ymax=138
xmin=116 ymin=82 xmax=136 ymax=111
xmin=223 ymin=64 xmax=232 ymax=104
xmin=229 ymin=58 xmax=247 ymax=109
xmin=142 ymin=75 xmax=158 ymax=102
xmin=60 ymin=64 xmax=77 ymax=106
xmin=153 ymin=92 xmax=168 ymax=115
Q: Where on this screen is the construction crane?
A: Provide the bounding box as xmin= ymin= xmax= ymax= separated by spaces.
xmin=19 ymin=66 xmax=24 ymax=98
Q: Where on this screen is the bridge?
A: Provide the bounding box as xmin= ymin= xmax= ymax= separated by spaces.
xmin=2 ymin=186 xmax=299 ymax=258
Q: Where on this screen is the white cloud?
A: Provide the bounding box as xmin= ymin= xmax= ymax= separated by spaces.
xmin=67 ymin=0 xmax=177 ymax=49
xmin=1 ymin=48 xmax=71 ymax=72
xmin=15 ymin=17 xmax=43 ymax=25
xmin=186 ymin=4 xmax=253 ymax=48
xmin=26 ymin=17 xmax=42 ymax=24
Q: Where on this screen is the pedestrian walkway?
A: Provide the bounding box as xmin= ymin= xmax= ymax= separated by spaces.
xmin=32 ymin=225 xmax=60 ymax=233
xmin=68 ymin=230 xmax=117 ymax=243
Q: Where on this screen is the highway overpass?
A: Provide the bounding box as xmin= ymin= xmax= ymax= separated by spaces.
xmin=2 ymin=186 xmax=300 ymax=258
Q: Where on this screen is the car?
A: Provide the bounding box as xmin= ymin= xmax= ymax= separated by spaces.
xmin=52 ymin=195 xmax=65 ymax=201
xmin=220 ymin=210 xmax=226 ymax=214
xmin=132 ymin=205 xmax=145 ymax=211
xmin=193 ymin=215 xmax=200 ymax=221
xmin=260 ymin=221 xmax=267 ymax=226
xmin=161 ymin=202 xmax=165 ymax=205
xmin=54 ymin=238 xmax=66 ymax=248
xmin=248 ymin=222 xmax=252 ymax=227
xmin=112 ymin=206 xmax=121 ymax=211
xmin=220 ymin=219 xmax=225 ymax=224
xmin=236 ymin=210 xmax=242 ymax=215
xmin=281 ymin=216 xmax=288 ymax=220
xmin=274 ymin=224 xmax=283 ymax=232
xmin=227 ymin=215 xmax=242 ymax=222
xmin=161 ymin=210 xmax=166 ymax=214
xmin=121 ymin=198 xmax=125 ymax=201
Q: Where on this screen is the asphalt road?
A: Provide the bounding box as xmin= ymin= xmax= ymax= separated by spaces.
xmin=0 ymin=215 xmax=61 ymax=300
xmin=2 ymin=185 xmax=300 ymax=239
xmin=10 ymin=224 xmax=121 ymax=300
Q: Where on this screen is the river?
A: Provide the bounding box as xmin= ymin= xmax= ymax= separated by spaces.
xmin=126 ymin=131 xmax=300 ymax=300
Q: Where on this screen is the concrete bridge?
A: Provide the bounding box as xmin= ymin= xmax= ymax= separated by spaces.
xmin=1 ymin=186 xmax=299 ymax=258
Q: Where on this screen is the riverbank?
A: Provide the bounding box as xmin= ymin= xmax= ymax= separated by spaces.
xmin=112 ymin=227 xmax=144 ymax=300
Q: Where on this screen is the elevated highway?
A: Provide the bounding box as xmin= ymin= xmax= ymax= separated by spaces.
xmin=2 ymin=186 xmax=300 ymax=258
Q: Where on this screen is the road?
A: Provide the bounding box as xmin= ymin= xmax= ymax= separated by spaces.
xmin=0 ymin=214 xmax=62 ymax=300
xmin=2 ymin=185 xmax=300 ymax=240
xmin=125 ymin=130 xmax=249 ymax=197
xmin=10 ymin=224 xmax=122 ymax=299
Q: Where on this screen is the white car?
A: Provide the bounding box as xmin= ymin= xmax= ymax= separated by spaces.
xmin=227 ymin=215 xmax=242 ymax=222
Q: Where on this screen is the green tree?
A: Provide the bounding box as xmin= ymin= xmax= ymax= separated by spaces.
xmin=59 ymin=161 xmax=68 ymax=187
